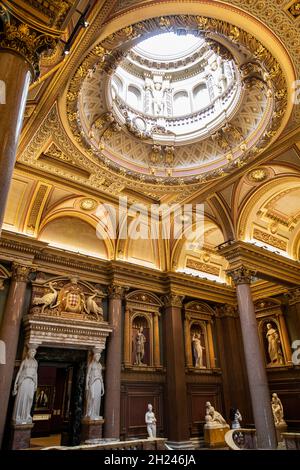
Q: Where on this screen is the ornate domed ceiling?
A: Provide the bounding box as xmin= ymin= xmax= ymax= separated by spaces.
xmin=66 ymin=15 xmax=290 ymax=187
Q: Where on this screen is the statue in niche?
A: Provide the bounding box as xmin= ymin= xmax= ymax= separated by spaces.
xmin=149 ymin=78 xmax=167 ymax=117
xmin=204 ymin=401 xmax=229 ymax=428
xmin=134 ymin=326 xmax=146 ymax=365
xmin=84 ymin=350 xmax=104 ymax=420
xmin=191 ymin=332 xmax=205 ymax=368
xmin=145 ymin=403 xmax=157 ymax=438
xmin=271 ymin=393 xmax=287 ymax=427
xmin=266 ymin=322 xmax=284 ymax=366
xmin=12 ymin=346 xmax=38 ymax=425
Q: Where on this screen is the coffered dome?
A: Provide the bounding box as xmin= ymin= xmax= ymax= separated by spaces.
xmin=66 ymin=15 xmax=289 ymax=186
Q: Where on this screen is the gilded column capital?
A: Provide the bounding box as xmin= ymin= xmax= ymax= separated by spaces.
xmin=227 ymin=266 xmax=256 ymax=285
xmin=108 ymin=284 xmax=125 ymax=300
xmin=0 ymin=18 xmax=56 ymax=80
xmin=164 ymin=294 xmax=184 ymax=308
xmin=11 ymin=263 xmax=32 ymax=282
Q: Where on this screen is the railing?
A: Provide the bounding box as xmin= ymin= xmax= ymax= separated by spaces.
xmin=41 ymin=438 xmax=167 ymax=451
xmin=281 ymin=432 xmax=300 ymax=450
xmin=225 ymin=429 xmax=257 ymax=450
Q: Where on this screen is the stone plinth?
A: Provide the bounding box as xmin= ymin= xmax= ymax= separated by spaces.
xmin=204 ymin=425 xmax=229 ymax=448
xmin=276 ymin=423 xmax=288 ymax=442
xmin=10 ymin=423 xmax=34 ymax=450
xmin=81 ymin=418 xmax=104 ymax=443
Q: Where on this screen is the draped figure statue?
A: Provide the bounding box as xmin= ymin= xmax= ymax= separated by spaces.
xmin=84 ymin=350 xmax=104 ymax=420
xmin=12 ymin=347 xmax=38 ymax=425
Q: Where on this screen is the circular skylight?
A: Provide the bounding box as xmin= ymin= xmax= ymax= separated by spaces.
xmin=110 ymin=33 xmax=239 ymax=144
xmin=134 ymin=32 xmax=203 ymax=60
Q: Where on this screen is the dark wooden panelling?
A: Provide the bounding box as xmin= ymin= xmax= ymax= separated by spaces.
xmin=120 ymin=382 xmax=164 ymax=439
xmin=187 ymin=383 xmax=223 ymax=437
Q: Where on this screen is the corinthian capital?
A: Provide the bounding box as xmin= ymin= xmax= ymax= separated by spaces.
xmin=11 ymin=263 xmax=32 ymax=282
xmin=227 ymin=266 xmax=256 ymax=285
xmin=108 ymin=284 xmax=125 ymax=300
xmin=164 ymin=293 xmax=184 ymax=308
xmin=0 ymin=18 xmax=56 ymax=80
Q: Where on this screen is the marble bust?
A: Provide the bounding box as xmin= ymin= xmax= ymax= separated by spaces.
xmin=204 ymin=401 xmax=229 ymax=429
xmin=145 ymin=403 xmax=157 ymax=439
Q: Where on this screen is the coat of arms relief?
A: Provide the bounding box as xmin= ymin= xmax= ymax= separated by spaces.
xmin=31 ymin=276 xmax=104 ymax=322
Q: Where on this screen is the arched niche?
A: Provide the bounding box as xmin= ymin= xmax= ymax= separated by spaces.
xmin=184 ymin=301 xmax=216 ymax=370
xmin=255 ymin=298 xmax=292 ymax=367
xmin=124 ymin=290 xmax=163 ymax=370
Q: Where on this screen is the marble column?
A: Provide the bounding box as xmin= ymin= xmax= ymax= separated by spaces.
xmin=206 ymin=321 xmax=216 ymax=368
xmin=163 ymin=294 xmax=191 ymax=448
xmin=278 ymin=313 xmax=292 ymax=364
xmin=228 ymin=266 xmax=277 ymax=449
xmin=153 ymin=312 xmax=161 ymax=367
xmin=0 ymin=20 xmax=55 ymax=234
xmin=0 ymin=264 xmax=31 ymax=448
xmin=184 ymin=314 xmax=193 ymax=368
xmin=104 ymin=284 xmax=124 ymax=440
xmin=123 ymin=306 xmax=131 ymax=367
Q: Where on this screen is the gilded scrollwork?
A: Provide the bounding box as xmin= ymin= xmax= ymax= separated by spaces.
xmin=0 ymin=20 xmax=56 ymax=80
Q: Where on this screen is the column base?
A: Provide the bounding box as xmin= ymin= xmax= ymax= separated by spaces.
xmin=204 ymin=426 xmax=229 ymax=448
xmin=81 ymin=417 xmax=104 ymax=443
xmin=166 ymin=440 xmax=195 ymax=450
xmin=10 ymin=423 xmax=34 ymax=450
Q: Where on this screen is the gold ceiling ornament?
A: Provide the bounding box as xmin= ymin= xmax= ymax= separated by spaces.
xmin=247 ymin=167 xmax=269 ymax=183
xmin=65 ymin=14 xmax=288 ymax=189
xmin=80 ymin=198 xmax=97 ymax=211
xmin=0 ymin=19 xmax=57 ymax=80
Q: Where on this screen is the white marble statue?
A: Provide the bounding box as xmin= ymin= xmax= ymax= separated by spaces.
xmin=230 ymin=408 xmax=242 ymax=429
xmin=145 ymin=403 xmax=157 ymax=439
xmin=12 ymin=347 xmax=38 ymax=425
xmin=271 ymin=393 xmax=287 ymax=427
xmin=266 ymin=323 xmax=284 ymax=365
xmin=204 ymin=401 xmax=229 ymax=429
xmin=135 ymin=326 xmax=146 ymax=365
xmin=192 ymin=333 xmax=205 ymax=368
xmin=84 ymin=350 xmax=104 ymax=420
xmin=150 ymin=79 xmax=166 ymax=116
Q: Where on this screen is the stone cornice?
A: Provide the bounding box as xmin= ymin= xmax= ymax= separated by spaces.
xmin=219 ymin=240 xmax=300 ymax=286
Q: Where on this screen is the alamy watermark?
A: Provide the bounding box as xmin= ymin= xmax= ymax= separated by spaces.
xmin=95 ymin=197 xmax=204 ymax=242
xmin=291 ymin=340 xmax=300 ymax=365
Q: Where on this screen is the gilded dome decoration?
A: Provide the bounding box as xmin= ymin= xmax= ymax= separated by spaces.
xmin=66 ymin=15 xmax=288 ymax=187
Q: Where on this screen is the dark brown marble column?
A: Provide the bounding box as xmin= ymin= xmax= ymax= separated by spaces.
xmin=228 ymin=267 xmax=277 ymax=449
xmin=0 ymin=20 xmax=55 ymax=234
xmin=0 ymin=52 xmax=31 ymax=233
xmin=163 ymin=294 xmax=191 ymax=448
xmin=0 ymin=264 xmax=31 ymax=448
xmin=103 ymin=284 xmax=124 ymax=440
